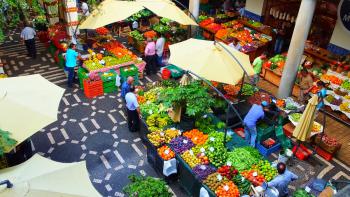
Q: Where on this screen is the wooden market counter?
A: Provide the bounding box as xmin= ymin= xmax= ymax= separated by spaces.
xmin=304 ymin=47 xmax=337 ymax=65
xmin=261 ymin=67 xmax=301 ymax=97
xmin=238 ymin=19 xmax=274 ymax=36
xmin=261 ymin=67 xmax=350 ymax=126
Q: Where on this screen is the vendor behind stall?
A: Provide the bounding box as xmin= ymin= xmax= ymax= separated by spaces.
xmin=265 ymin=162 xmax=298 ymax=197
xmin=243 ymin=101 xmax=269 ymax=148
xmin=298 ymin=69 xmax=314 ymax=104
xmin=251 ymin=52 xmax=267 ymax=85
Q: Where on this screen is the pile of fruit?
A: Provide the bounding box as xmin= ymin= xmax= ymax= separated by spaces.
xmin=232 ymin=173 xmax=251 ymax=195
xmin=217 ymin=165 xmax=238 ymax=180
xmin=196 ymin=152 xmax=210 ymax=165
xmin=290 ymin=113 xmax=302 ymax=122
xmin=241 ymin=169 xmax=265 ymax=186
xmin=199 ymin=18 xmax=214 ymax=27
xmin=163 ymin=128 xmax=181 ymax=143
xmin=192 ymin=164 xmax=216 ymax=181
xmin=321 ymin=74 xmax=343 ymax=85
xmin=248 ymin=91 xmax=271 ymax=105
xmin=293 ymin=189 xmax=316 ymax=197
xmin=205 ymin=23 xmax=222 ymax=33
xmin=341 ymin=80 xmax=350 ymax=91
xmin=183 ymin=129 xmax=208 ymax=145
xmin=340 ymin=102 xmax=350 ymax=113
xmin=140 ymin=103 xmax=159 ymax=117
xmin=223 ymin=84 xmax=240 ymax=96
xmin=215 ymin=29 xmax=230 ymax=40
xmin=130 ymin=30 xmax=145 ymax=41
xmin=157 ymin=145 xmax=175 ymax=161
xmin=251 ymin=160 xmax=277 ymax=181
xmin=137 ymin=95 xmax=146 ymax=104
xmin=144 ymin=30 xmax=157 ymax=39
xmin=96 ymin=27 xmax=109 ymax=35
xmin=195 ymin=115 xmax=226 ymax=134
xmin=147 ymin=131 xmax=166 ymax=147
xmin=203 ymin=172 xmax=229 ymax=191
xmin=226 ymin=147 xmax=263 ymax=172
xmin=242 ymin=84 xmax=256 ymax=96
xmin=233 ymin=30 xmax=253 ymax=44
xmin=169 ymin=136 xmax=194 ymax=154
xmin=215 ymin=181 xmax=240 ymax=197
xmin=206 ymin=144 xmax=228 ymax=167
xmin=146 ymin=113 xmax=172 ymax=132
xmin=181 ymin=150 xmax=201 ymax=168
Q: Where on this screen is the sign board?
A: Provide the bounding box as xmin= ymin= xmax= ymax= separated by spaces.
xmin=338 ymin=0 xmax=350 ymax=33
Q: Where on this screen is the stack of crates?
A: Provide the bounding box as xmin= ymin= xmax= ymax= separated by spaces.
xmin=83 ymin=79 xmax=104 ymax=98
xmin=78 ymin=67 xmax=89 ymax=90
xmin=256 ymin=122 xmax=275 ymax=142
xmin=99 ymin=69 xmax=117 ymax=93
xmin=120 ymin=64 xmax=139 ymax=85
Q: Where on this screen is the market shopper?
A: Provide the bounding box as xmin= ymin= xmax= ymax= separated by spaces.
xmin=65 ymin=43 xmax=80 ymax=88
xmin=228 ymin=38 xmax=242 ymax=51
xmin=243 ymin=101 xmax=269 ymax=147
xmin=298 ymin=69 xmax=314 ymax=104
xmin=81 ymin=0 xmax=90 ymax=17
xmin=125 ymin=86 xmax=141 ymax=132
xmin=316 ymin=81 xmax=327 ymax=110
xmin=144 ymin=37 xmax=157 ymax=75
xmin=156 ymin=33 xmax=166 ymax=67
xmin=265 ymin=162 xmax=298 ymax=197
xmin=121 ymin=76 xmax=134 ymax=101
xmin=20 ymin=22 xmax=37 ymax=59
xmin=251 ymin=52 xmax=267 ymax=85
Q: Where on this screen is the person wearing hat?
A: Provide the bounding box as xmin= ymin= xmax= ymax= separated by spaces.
xmin=243 ymin=101 xmax=270 ymax=147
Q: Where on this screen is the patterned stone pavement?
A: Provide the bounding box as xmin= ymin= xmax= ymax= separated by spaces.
xmin=1 ymin=31 xmax=349 ymax=196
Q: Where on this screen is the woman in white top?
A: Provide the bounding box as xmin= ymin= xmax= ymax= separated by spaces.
xmin=155 ymin=33 xmax=166 ymax=67
xmin=81 ymin=0 xmax=90 ymax=17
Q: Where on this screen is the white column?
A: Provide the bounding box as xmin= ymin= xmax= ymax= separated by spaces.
xmin=189 ymin=0 xmax=200 ymax=20
xmin=64 ymin=0 xmax=79 ymax=37
xmin=278 ymin=0 xmax=317 ymax=98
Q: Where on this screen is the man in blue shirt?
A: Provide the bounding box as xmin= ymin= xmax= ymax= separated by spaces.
xmin=125 ymin=86 xmax=140 ymax=132
xmin=243 ymin=101 xmax=269 ymax=147
xmin=266 ymin=162 xmax=298 ymax=197
xmin=121 ymin=76 xmax=134 ymax=101
xmin=65 ymin=44 xmax=80 ymax=88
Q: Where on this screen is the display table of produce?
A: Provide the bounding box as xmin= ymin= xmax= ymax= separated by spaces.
xmin=288 ymin=113 xmax=323 ymax=137
xmin=83 ymin=61 xmax=145 ymax=79
xmin=136 ymin=80 xmax=285 ymax=197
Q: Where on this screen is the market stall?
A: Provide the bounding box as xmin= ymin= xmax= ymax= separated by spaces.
xmin=128 ymin=17 xmax=188 ymax=53
xmin=199 ymin=16 xmax=273 ymax=62
xmin=136 ymin=77 xmax=284 ymax=197
xmin=261 ymin=43 xmax=350 ymax=125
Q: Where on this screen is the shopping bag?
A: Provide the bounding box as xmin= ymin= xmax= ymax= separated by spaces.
xmin=163 ymin=158 xmax=177 ymax=176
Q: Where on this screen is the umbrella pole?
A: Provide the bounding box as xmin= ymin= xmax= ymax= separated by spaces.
xmin=187 ymin=70 xmax=244 ymax=146
xmin=0 ymin=180 xmax=13 ymax=188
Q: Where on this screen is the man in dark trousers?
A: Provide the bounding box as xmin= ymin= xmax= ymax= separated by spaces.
xmin=125 ymin=86 xmax=141 ymax=132
xmin=20 ymin=22 xmax=37 ymax=59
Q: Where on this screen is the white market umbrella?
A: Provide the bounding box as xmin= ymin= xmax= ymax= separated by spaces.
xmin=0 ymin=154 xmax=101 ymax=196
xmin=79 ymin=0 xmax=144 ymax=29
xmin=168 ymin=38 xmax=255 ymax=85
xmin=136 ymin=0 xmax=198 ymax=26
xmin=0 ymin=74 xmax=65 ymax=151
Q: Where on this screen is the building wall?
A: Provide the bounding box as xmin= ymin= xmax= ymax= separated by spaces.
xmin=244 ymin=0 xmax=265 ymax=22
xmin=328 ymin=18 xmax=350 ymax=55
